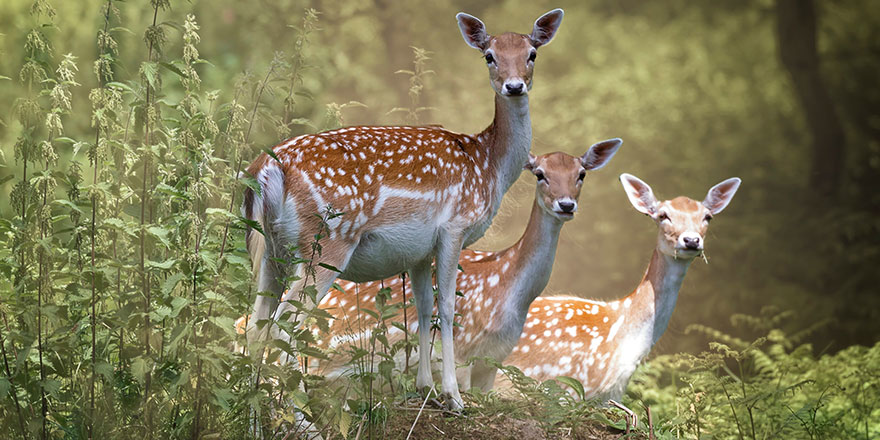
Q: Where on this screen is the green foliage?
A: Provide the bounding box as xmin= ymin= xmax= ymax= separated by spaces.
xmin=628 ymin=307 xmax=880 ymax=439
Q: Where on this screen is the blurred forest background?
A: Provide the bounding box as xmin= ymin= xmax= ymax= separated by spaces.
xmin=3 ymin=0 xmax=870 ymax=354
xmin=0 ymin=0 xmax=878 ymax=437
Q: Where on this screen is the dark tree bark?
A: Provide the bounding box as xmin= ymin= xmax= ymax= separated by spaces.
xmin=776 ymin=0 xmax=847 ymax=197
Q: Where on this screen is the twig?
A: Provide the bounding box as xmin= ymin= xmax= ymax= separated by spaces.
xmin=406 ymin=387 xmax=435 ymax=440
xmin=609 ymin=399 xmax=638 ymax=434
xmin=352 ymin=412 xmax=368 ymax=440
xmin=643 ymin=403 xmax=655 ymax=440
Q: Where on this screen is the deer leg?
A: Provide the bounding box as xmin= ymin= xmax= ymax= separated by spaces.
xmin=246 ymin=247 xmax=291 ymax=345
xmin=409 ymin=258 xmax=435 ymax=391
xmin=436 ymin=228 xmax=465 ymax=410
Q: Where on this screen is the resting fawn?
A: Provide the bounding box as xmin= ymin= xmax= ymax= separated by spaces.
xmin=498 ymin=174 xmax=741 ymax=401
xmin=308 ymin=141 xmax=621 ymax=391
xmin=241 ymin=9 xmax=564 ymax=409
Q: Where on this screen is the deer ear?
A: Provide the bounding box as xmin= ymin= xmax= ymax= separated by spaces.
xmin=702 ymin=177 xmax=741 ymax=215
xmin=530 ymin=9 xmax=564 ymax=47
xmin=456 ymin=12 xmax=490 ymax=50
xmin=523 ymin=153 xmax=538 ymax=171
xmin=581 ymin=138 xmax=622 ymax=171
xmin=620 ymin=173 xmax=658 ymax=215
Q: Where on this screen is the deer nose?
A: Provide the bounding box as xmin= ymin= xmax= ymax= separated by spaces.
xmin=504 ymin=81 xmax=524 ymax=95
xmin=558 ymin=201 xmax=576 ymax=213
xmin=682 ymin=236 xmax=701 ymax=250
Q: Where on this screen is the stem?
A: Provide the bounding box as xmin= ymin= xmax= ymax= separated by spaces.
xmin=402 ymin=272 xmax=409 ymax=375
xmin=737 ymin=361 xmax=757 ymax=440
xmin=140 ymin=5 xmax=160 ymax=438
xmin=37 ymin=131 xmax=54 ymax=440
xmin=37 ymin=254 xmax=47 ymax=440
xmin=89 ymin=3 xmax=114 ymax=435
xmin=190 ymin=187 xmax=204 ymax=440
xmin=113 ymin=199 xmax=123 ymax=370
xmin=0 ymin=314 xmax=28 ymax=439
xmin=719 ymin=371 xmax=746 ymax=440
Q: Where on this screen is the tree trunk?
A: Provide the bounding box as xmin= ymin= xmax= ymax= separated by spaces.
xmin=776 ymin=0 xmax=846 ymax=197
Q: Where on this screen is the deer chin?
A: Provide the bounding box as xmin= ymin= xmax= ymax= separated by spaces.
xmin=551 ymin=210 xmax=575 ymax=221
xmin=667 ymin=247 xmax=702 ymax=260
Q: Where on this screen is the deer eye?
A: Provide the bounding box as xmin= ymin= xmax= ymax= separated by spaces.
xmin=485 ymin=53 xmax=495 ymax=64
xmin=528 ymin=51 xmax=537 ymax=63
xmin=704 ymin=214 xmax=713 ymax=222
xmin=577 ymin=171 xmax=586 ymax=182
xmin=535 ymin=171 xmax=546 ymax=182
xmin=657 ymin=212 xmax=669 ymax=222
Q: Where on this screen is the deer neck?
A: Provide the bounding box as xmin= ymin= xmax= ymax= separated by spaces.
xmin=502 ymin=199 xmax=564 ymax=327
xmin=479 ymin=94 xmax=531 ymax=211
xmin=626 ymin=250 xmax=693 ymax=346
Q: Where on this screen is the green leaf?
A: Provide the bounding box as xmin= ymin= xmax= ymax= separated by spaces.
xmin=167 ymin=323 xmax=191 ymax=352
xmin=141 ymin=61 xmax=159 ymax=90
xmin=155 ymin=182 xmax=190 ymax=201
xmin=52 ymin=199 xmax=83 ymax=214
xmin=169 ymin=296 xmax=190 ymax=317
xmin=287 ymin=117 xmax=312 ymax=126
xmin=291 ymin=390 xmax=311 ymax=416
xmin=95 ymin=361 xmax=114 ymax=382
xmin=318 ymin=262 xmax=341 ymax=273
xmin=206 ymin=207 xmax=237 ymax=220
xmin=131 ymin=356 xmax=151 ymax=384
xmin=204 ymin=290 xmax=233 ymax=308
xmin=209 ymin=316 xmax=236 ymax=337
xmin=159 ymin=61 xmax=186 ymax=78
xmin=225 ymin=253 xmax=250 ymax=269
xmin=239 ymin=173 xmax=261 ymax=197
xmin=338 ymin=408 xmax=352 ymax=438
xmin=239 ymin=217 xmax=264 ymax=235
xmin=146 ymin=258 xmax=176 ymax=270
xmin=147 ymin=226 xmax=173 ymax=248
xmin=264 ymin=148 xmax=282 ymax=165
xmin=162 ymin=272 xmax=185 ymax=295
xmin=555 ymin=376 xmax=586 ymax=400
xmin=213 ymin=388 xmax=235 ymax=411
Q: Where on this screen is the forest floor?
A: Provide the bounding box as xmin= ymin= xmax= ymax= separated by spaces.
xmin=352 ymin=397 xmax=642 ymax=440
xmin=383 ymin=412 xmax=631 ymax=440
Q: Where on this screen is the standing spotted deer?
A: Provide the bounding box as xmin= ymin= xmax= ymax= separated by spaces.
xmin=242 ymin=9 xmax=565 ymax=409
xmin=300 ymin=141 xmax=621 ymax=389
xmin=498 ymin=174 xmax=741 ymax=402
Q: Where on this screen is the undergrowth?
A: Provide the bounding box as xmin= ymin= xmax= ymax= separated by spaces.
xmin=628 ymin=307 xmax=880 ymax=439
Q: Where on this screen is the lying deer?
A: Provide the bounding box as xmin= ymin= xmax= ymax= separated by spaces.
xmin=302 ymin=141 xmax=621 ymax=390
xmin=498 ymin=173 xmax=741 ymax=402
xmin=241 ymin=9 xmax=564 ymax=410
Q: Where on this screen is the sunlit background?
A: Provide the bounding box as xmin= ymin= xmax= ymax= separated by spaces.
xmin=1 ymin=0 xmax=878 ymax=359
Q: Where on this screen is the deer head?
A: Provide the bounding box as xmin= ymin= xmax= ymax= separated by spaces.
xmin=620 ymin=174 xmax=741 ymax=259
xmin=525 ymin=138 xmax=622 ymax=221
xmin=457 ymin=9 xmax=564 ymax=97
